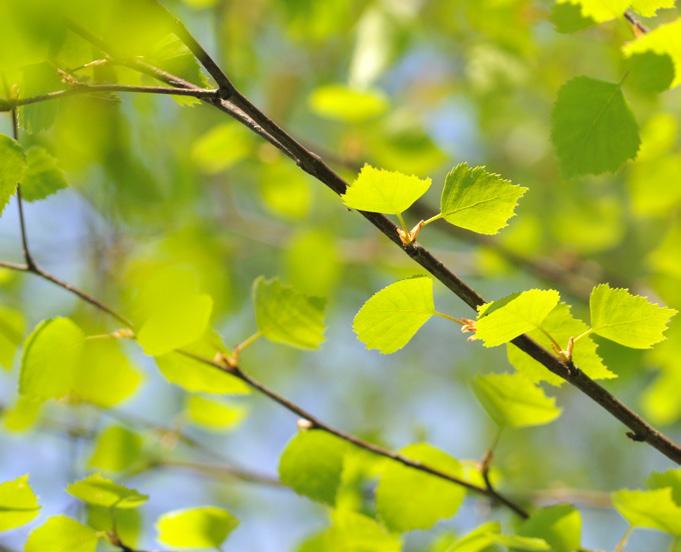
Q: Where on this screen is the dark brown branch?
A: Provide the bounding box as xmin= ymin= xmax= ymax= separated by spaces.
xmin=153 ymin=15 xmax=681 ymax=465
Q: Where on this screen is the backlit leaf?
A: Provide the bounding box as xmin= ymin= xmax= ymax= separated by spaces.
xmin=612 ymin=488 xmax=681 ymax=536
xmin=24 ymin=516 xmax=98 ymax=552
xmin=630 ymin=0 xmax=676 ymax=16
xmin=0 ymin=305 xmax=25 ymax=370
xmin=87 ymin=425 xmax=144 ymax=473
xmin=309 ymin=84 xmax=389 ymax=123
xmin=589 ymin=284 xmax=677 ymax=348
xmin=555 ymin=0 xmax=628 ymax=22
xmin=439 ymin=163 xmax=527 ymax=235
xmin=156 ymin=506 xmax=238 ymax=549
xmin=300 ymin=510 xmax=401 ymax=552
xmin=518 ymin=504 xmax=582 ymax=552
xmin=353 ymin=276 xmax=435 ymax=354
xmin=342 ymin=164 xmax=431 ymax=215
xmin=472 ymin=373 xmax=561 ymax=428
xmin=0 ymin=474 xmax=40 ymax=531
xmin=0 ymin=134 xmax=26 ymax=214
xmin=185 ymin=395 xmax=248 ymax=431
xmin=447 ymin=521 xmax=549 ymax=551
xmin=67 ymin=473 xmax=148 ymax=509
xmin=623 ymin=19 xmax=681 ymax=88
xmin=21 ymin=146 xmax=68 ymax=202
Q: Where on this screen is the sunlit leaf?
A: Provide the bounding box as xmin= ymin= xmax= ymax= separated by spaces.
xmin=647 ymin=469 xmax=681 ymax=505
xmin=630 ymin=0 xmax=676 ymax=16
xmin=185 ymin=395 xmax=248 ymax=431
xmin=439 ymin=163 xmax=527 ymax=235
xmin=67 ymin=473 xmax=148 ymax=509
xmin=518 ymin=504 xmax=582 ymax=552
xmin=589 ymin=284 xmax=677 ymax=348
xmin=87 ymin=425 xmax=144 ymax=473
xmin=376 ymin=443 xmax=466 ymax=532
xmin=612 ymin=488 xmax=681 ymax=536
xmin=623 ymin=19 xmax=681 ymax=88
xmin=555 ymin=0 xmax=628 ymax=22
xmin=21 ymin=146 xmax=68 ymax=202
xmin=308 ymin=84 xmax=389 ymax=123
xmin=447 ymin=521 xmax=549 ymax=551
xmin=156 ymin=506 xmax=239 ymax=549
xmin=0 ymin=305 xmax=25 ymax=370
xmin=24 ymin=515 xmax=98 ymax=552
xmin=253 ymin=276 xmax=326 ymax=350
xmin=0 ymin=474 xmax=40 ymax=531
xmin=472 ymin=373 xmax=561 ymax=428
xmin=2 ymin=395 xmax=42 ymax=433
xmin=0 ymin=134 xmax=26 ymax=214
xmin=191 ymin=122 xmax=254 ymax=173
xmin=353 ymin=276 xmax=435 ymax=354
xmin=342 ymin=164 xmax=431 ymax=215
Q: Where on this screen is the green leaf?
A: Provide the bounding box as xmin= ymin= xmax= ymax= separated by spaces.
xmin=439 ymin=163 xmax=527 ymax=235
xmin=447 ymin=521 xmax=549 ymax=551
xmin=550 ymin=2 xmax=595 ymax=33
xmin=185 ymin=395 xmax=248 ymax=431
xmin=625 ymin=52 xmax=675 ymax=95
xmin=308 ymin=84 xmax=389 ymax=123
xmin=0 ymin=304 xmax=25 ymax=370
xmin=67 ymin=473 xmax=148 ymax=509
xmin=135 ymin=267 xmax=213 ymax=356
xmin=647 ymin=469 xmax=681 ymax=505
xmin=87 ymin=425 xmax=144 ymax=473
xmin=630 ymin=0 xmax=676 ymax=16
xmin=475 ymin=290 xmax=560 ymax=348
xmin=87 ymin=507 xmax=141 ymax=549
xmin=21 ymin=146 xmax=68 ymax=202
xmin=20 ymin=317 xmax=85 ymax=400
xmin=623 ymin=19 xmax=681 ymax=88
xmin=555 ymin=0 xmax=629 ymax=22
xmin=253 ymin=276 xmax=326 ymax=350
xmin=2 ymin=395 xmax=42 ymax=433
xmin=156 ymin=331 xmax=250 ymax=395
xmin=0 ymin=474 xmax=40 ymax=531
xmin=342 ymin=164 xmax=432 ymax=215
xmin=300 ymin=510 xmax=401 ymax=552
xmin=191 ymin=122 xmax=254 ymax=173
xmin=24 ymin=515 xmax=98 ymax=552
xmin=518 ymin=504 xmax=582 ymax=552
xmin=279 ymin=430 xmax=348 ymax=505
xmin=0 ymin=134 xmax=26 ymax=214
xmin=612 ymin=488 xmax=681 ymax=536
xmin=72 ymin=339 xmax=143 ymax=408
xmin=156 ymin=506 xmax=239 ymax=549
xmin=589 ymin=284 xmax=677 ymax=348
xmin=551 ymin=76 xmax=640 ymax=177
xmin=353 ymin=276 xmax=435 ymax=354
xmin=472 ymin=373 xmax=561 ymax=428
xmin=507 ymin=303 xmax=614 ymax=386
xmin=376 ymin=443 xmax=466 ymax=532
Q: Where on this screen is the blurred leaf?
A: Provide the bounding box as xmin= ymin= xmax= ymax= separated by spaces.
xmin=472 ymin=373 xmax=561 ymax=428
xmin=21 ymin=146 xmax=68 ymax=202
xmin=87 ymin=506 xmax=141 ymax=549
xmin=447 ymin=521 xmax=549 ymax=551
xmin=628 ymin=156 xmax=681 ymax=217
xmin=0 ymin=474 xmax=40 ymax=531
xmin=589 ymin=284 xmax=677 ymax=348
xmin=641 ymin=368 xmax=681 ymax=425
xmin=87 ymin=425 xmax=144 ymax=473
xmin=550 ymin=2 xmax=595 ymax=33
xmin=2 ymin=395 xmax=42 ymax=433
xmin=625 ymin=52 xmax=675 ymax=95
xmin=623 ymin=19 xmax=681 ymax=88
xmin=279 ymin=429 xmax=349 ymax=505
xmin=630 ymin=0 xmax=676 ymax=16
xmin=284 ymin=229 xmax=341 ymax=297
xmin=353 ymin=276 xmax=435 ymax=354
xmin=555 ymin=0 xmax=628 ymax=22
xmin=342 ymin=164 xmax=431 ymax=215
xmin=376 ymin=443 xmax=466 ymax=532
xmin=648 ymin=469 xmax=681 ymax=504
xmin=475 ymin=290 xmax=560 ymax=348
xmin=156 ymin=506 xmax=239 ymax=548
xmin=67 ymin=473 xmax=148 ymax=509
xmin=309 ymin=85 xmax=389 ymax=123
xmin=253 ymin=276 xmax=326 ymax=350
xmin=551 ymin=76 xmax=639 ymax=177
xmin=259 ymin=159 xmax=313 ymax=220
xmin=0 ymin=304 xmax=25 ymax=369
xmin=517 ymin=504 xmax=582 ymax=552
xmin=185 ymin=395 xmax=248 ymax=431
xmin=612 ymin=488 xmax=681 ymax=535
xmin=24 ymin=515 xmax=98 ymax=552
xmin=0 ymin=134 xmax=26 ymax=214
xmin=191 ymin=122 xmax=254 ymax=173
xmin=439 ymin=163 xmax=527 ymax=235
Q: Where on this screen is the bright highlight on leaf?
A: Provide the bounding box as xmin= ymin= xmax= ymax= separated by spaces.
xmin=353 ymin=276 xmax=435 ymax=354
xmin=308 ymin=84 xmax=389 ymax=123
xmin=589 ymin=284 xmax=677 ymax=348
xmin=0 ymin=134 xmax=26 ymax=214
xmin=156 ymin=506 xmax=239 ymax=549
xmin=376 ymin=443 xmax=466 ymax=532
xmin=0 ymin=474 xmax=40 ymax=531
xmin=67 ymin=473 xmax=148 ymax=509
xmin=472 ymin=373 xmax=562 ymax=428
xmin=439 ymin=163 xmax=527 ymax=235
xmin=342 ymin=164 xmax=431 ymax=215
xmin=253 ymin=276 xmax=326 ymax=349
xmin=475 ymin=289 xmax=560 ymax=347
xmin=278 ymin=430 xmax=348 ymax=505
xmin=623 ymin=19 xmax=681 ymax=88
xmin=185 ymin=395 xmax=248 ymax=431
xmin=556 ymin=0 xmax=629 ymax=22
xmin=612 ymin=488 xmax=681 ymax=536
xmin=551 ymin=76 xmax=640 ymax=177
xmin=24 ymin=515 xmax=98 ymax=552
xmin=630 ymin=0 xmax=676 ymax=16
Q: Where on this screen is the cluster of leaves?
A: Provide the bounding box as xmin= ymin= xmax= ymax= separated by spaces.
xmin=0 ymin=473 xmax=237 ymax=550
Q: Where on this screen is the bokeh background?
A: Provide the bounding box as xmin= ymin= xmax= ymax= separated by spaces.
xmin=1 ymin=0 xmax=680 ymax=550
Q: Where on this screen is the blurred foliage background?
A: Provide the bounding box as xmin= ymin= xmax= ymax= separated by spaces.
xmin=0 ymin=0 xmax=680 ymax=550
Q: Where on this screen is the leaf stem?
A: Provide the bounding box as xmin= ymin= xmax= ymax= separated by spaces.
xmin=434 ymin=311 xmax=468 ymax=326
xmin=396 ymin=212 xmax=409 ymax=235
xmin=421 ymin=212 xmax=443 ymax=226
xmin=572 ymin=328 xmax=593 ymax=344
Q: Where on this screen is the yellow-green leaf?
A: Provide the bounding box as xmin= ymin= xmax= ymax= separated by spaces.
xmin=472 ymin=373 xmax=561 ymax=428
xmin=24 ymin=515 xmax=98 ymax=552
xmin=342 ymin=164 xmax=431 ymax=215
xmin=156 ymin=506 xmax=239 ymax=549
xmin=21 ymin=146 xmax=68 ymax=202
xmin=439 ymin=163 xmax=527 ymax=235
xmin=308 ymin=84 xmax=389 ymax=123
xmin=556 ymin=0 xmax=629 ymax=22
xmin=376 ymin=443 xmax=466 ymax=532
xmin=185 ymin=395 xmax=248 ymax=431
xmin=589 ymin=284 xmax=677 ymax=348
xmin=0 ymin=474 xmax=40 ymax=531
xmin=67 ymin=473 xmax=148 ymax=509
xmin=353 ymin=276 xmax=435 ymax=354
xmin=518 ymin=504 xmax=582 ymax=552
xmin=0 ymin=304 xmax=25 ymax=370
xmin=623 ymin=19 xmax=681 ymax=88
xmin=0 ymin=134 xmax=26 ymax=214
xmin=87 ymin=425 xmax=144 ymax=473
xmin=612 ymin=488 xmax=681 ymax=536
